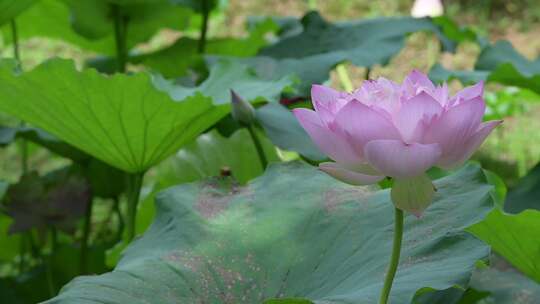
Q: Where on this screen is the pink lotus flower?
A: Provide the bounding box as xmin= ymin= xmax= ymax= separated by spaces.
xmin=293 ymin=71 xmax=501 ymax=214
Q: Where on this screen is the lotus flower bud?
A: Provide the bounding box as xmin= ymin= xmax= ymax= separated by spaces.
xmin=230 ymin=90 xmax=255 ymax=125
xmin=411 ymin=0 xmax=444 ymax=18
xmin=293 ymin=70 xmax=501 ymax=215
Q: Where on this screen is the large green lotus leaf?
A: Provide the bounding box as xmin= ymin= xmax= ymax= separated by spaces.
xmin=260 ymin=12 xmax=455 ymax=62
xmin=430 ymin=63 xmax=540 ymax=95
xmin=213 ymin=54 xmax=340 ymax=98
xmin=1 ymin=0 xmax=191 ymax=55
xmin=486 ymin=62 xmax=540 ymax=95
xmin=107 ymin=127 xmax=278 ymax=267
xmin=466 ymin=267 xmax=540 ymax=303
xmin=206 ymin=13 xmax=460 ymax=97
xmin=429 ymin=40 xmax=540 ymax=94
xmin=413 ymin=288 xmax=465 ymax=304
xmin=430 ymin=16 xmax=478 ymax=45
xmin=154 ymin=59 xmax=295 ymax=104
xmin=62 ymin=0 xmax=111 ymax=40
xmin=504 ymin=163 xmax=540 ymax=213
xmin=414 ymin=266 xmax=540 ymax=304
xmin=246 ymin=15 xmax=303 ymax=39
xmin=468 ymin=209 xmax=540 ymax=283
xmin=255 ymin=103 xmax=326 ymax=161
xmin=474 ymin=40 xmax=540 ymax=74
xmin=105 ymin=128 xmax=280 ymax=264
xmin=428 ymin=64 xmax=488 ymax=85
xmin=45 ymin=162 xmax=494 ymax=304
xmin=0 ymin=0 xmax=36 ymax=26
xmin=0 ymin=59 xmax=227 ymax=173
xmin=155 ymin=129 xmax=279 ymax=187
xmin=222 ymin=12 xmax=455 ymax=96
xmin=264 ymin=300 xmax=313 ymax=304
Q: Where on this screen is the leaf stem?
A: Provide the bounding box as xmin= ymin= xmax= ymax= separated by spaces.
xmin=246 ymin=125 xmax=268 ymax=170
xmin=80 ymin=198 xmax=94 ymax=274
xmin=112 ymin=4 xmax=128 ymax=73
xmin=11 ymin=19 xmax=29 ymax=174
xmin=51 ymin=226 xmax=58 ymax=253
xmin=336 ymin=64 xmax=353 ymax=91
xmin=18 ymin=234 xmax=26 ymax=273
xmin=198 ymin=0 xmax=210 ymax=54
xmin=10 ymin=19 xmax=20 ymax=65
xmin=46 ymin=227 xmax=58 ymax=297
xmin=20 ymin=137 xmax=28 ymax=174
xmin=113 ymin=196 xmax=125 ymax=242
xmin=126 ymin=173 xmax=144 ymax=242
xmin=379 ymin=207 xmax=404 ymax=304
xmin=27 ymin=230 xmax=39 ymax=258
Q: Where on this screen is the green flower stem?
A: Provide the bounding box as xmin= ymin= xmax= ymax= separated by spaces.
xmin=365 ymin=67 xmax=371 ymax=80
xmin=126 ymin=172 xmax=144 ymax=242
xmin=80 ymin=198 xmax=94 ymax=274
xmin=379 ymin=207 xmax=404 ymax=304
xmin=112 ymin=4 xmax=128 ymax=73
xmin=246 ymin=125 xmax=268 ymax=170
xmin=198 ymin=0 xmax=210 ymax=54
xmin=336 ymin=64 xmax=353 ymax=91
